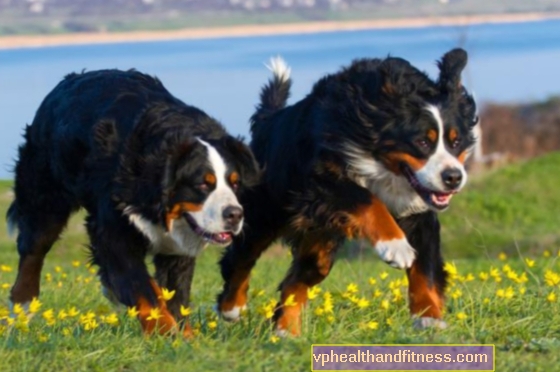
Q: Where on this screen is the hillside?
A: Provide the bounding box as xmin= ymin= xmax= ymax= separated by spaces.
xmin=441 ymin=152 xmax=560 ymax=258
xmin=1 ymin=0 xmax=559 ymax=35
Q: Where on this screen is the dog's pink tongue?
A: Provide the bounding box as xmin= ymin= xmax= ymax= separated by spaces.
xmin=432 ymin=193 xmax=453 ymax=205
xmin=219 ymin=232 xmax=232 ymax=240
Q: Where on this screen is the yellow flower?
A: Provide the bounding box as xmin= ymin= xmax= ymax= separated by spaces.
xmin=57 ymin=310 xmax=68 ymax=320
xmin=28 ymin=298 xmax=42 ymax=314
xmin=45 ymin=273 xmax=52 ymax=282
xmin=67 ymin=307 xmax=80 ymax=317
xmin=368 ymin=277 xmax=377 ymax=286
xmin=327 ymin=315 xmax=335 ymax=323
xmin=391 ymin=288 xmax=403 ymax=302
xmin=498 ymin=252 xmax=507 ymax=261
xmin=483 ymin=297 xmax=491 ymax=304
xmin=314 ymin=307 xmax=325 ymax=316
xmin=270 ymin=335 xmax=280 ymax=344
xmin=42 ymin=309 xmax=56 ymax=326
xmin=0 ymin=265 xmax=12 ymax=272
xmin=386 ymin=318 xmax=393 ymax=327
xmin=160 ymin=288 xmax=176 ymax=302
xmin=84 ymin=319 xmax=99 ymax=331
xmin=180 ymin=305 xmax=191 ymax=317
xmin=379 ymin=272 xmax=389 ymax=280
xmin=544 ymin=270 xmax=560 ymax=287
xmin=519 ymin=287 xmax=526 ymax=295
xmin=367 ymin=321 xmax=379 ymax=330
xmin=479 ymin=272 xmax=489 ymax=281
xmin=456 ymin=312 xmax=467 ymax=320
xmin=127 ymin=306 xmax=139 ymax=318
xmin=208 ymin=321 xmax=217 ymax=330
xmin=72 ymin=261 xmax=81 ymax=268
xmin=346 ymin=283 xmax=359 ymax=294
xmin=380 ymin=300 xmax=390 ymax=311
xmin=464 ymin=273 xmax=475 ymax=282
xmin=443 ymin=262 xmax=458 ymax=280
xmin=373 ymin=289 xmax=382 ymax=298
xmin=12 ymin=303 xmax=24 ymax=315
xmin=251 ymin=289 xmax=265 ymax=298
xmin=284 ymin=294 xmax=297 ymax=307
xmin=451 ymin=289 xmax=462 ymax=300
xmin=356 ymin=297 xmax=369 ymax=309
xmin=496 ymin=287 xmax=514 ymax=299
xmin=146 ymin=308 xmax=161 ymax=321
xmin=525 ymin=258 xmax=535 ymax=268
xmin=323 ymin=292 xmax=334 ymax=313
xmin=103 ymin=313 xmax=119 ymax=326
xmin=62 ymin=327 xmax=72 ymax=337
xmin=38 ymin=334 xmax=49 ymax=343
xmin=547 ymin=291 xmax=556 ymax=303
xmin=55 ymin=266 xmax=62 ymax=273
xmin=1 ymin=283 xmax=10 ymax=290
xmin=89 ymin=267 xmax=97 ymax=274
xmin=544 ymin=250 xmax=551 ymax=258
xmin=307 ymin=286 xmax=321 ymax=300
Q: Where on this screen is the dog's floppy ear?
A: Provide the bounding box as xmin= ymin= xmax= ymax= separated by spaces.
xmin=437 ymin=48 xmax=468 ymax=93
xmin=223 ymin=136 xmax=261 ymax=188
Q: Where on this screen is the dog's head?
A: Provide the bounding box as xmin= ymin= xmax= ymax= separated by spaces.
xmin=341 ymin=49 xmax=477 ymax=214
xmin=162 ymin=135 xmax=259 ymax=246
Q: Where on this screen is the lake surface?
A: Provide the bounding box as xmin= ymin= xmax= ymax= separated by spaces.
xmin=1 ymin=19 xmax=560 ymax=178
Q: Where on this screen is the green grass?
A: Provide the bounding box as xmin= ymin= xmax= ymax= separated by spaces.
xmin=1 ymin=155 xmax=560 ymax=371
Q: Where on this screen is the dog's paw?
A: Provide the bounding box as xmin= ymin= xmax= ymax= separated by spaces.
xmin=374 ymin=237 xmax=416 ymax=269
xmin=413 ymin=317 xmax=448 ymax=330
xmin=216 ymin=304 xmax=246 ymax=322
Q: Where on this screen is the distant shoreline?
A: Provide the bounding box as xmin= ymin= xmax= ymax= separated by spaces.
xmin=1 ymin=11 xmax=559 ymax=50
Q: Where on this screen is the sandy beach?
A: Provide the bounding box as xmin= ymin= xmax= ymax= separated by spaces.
xmin=0 ymin=11 xmax=559 ymax=50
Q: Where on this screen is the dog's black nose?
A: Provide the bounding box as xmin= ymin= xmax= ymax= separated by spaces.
xmin=223 ymin=206 xmax=243 ymax=229
xmin=441 ymin=168 xmax=463 ymax=190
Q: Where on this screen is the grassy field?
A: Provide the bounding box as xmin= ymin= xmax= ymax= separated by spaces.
xmin=1 ymin=154 xmax=560 ymax=371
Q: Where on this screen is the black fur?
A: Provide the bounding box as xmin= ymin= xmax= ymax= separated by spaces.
xmin=8 ymin=69 xmax=258 ymax=323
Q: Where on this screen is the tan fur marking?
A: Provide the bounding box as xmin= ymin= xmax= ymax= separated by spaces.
xmin=228 ymin=171 xmax=239 ymax=185
xmin=204 ymin=173 xmax=217 ymax=186
xmin=407 ymin=264 xmax=444 ymax=318
xmin=427 ymin=129 xmax=437 ymax=143
xmin=165 ymin=202 xmax=203 ymax=231
xmin=383 ymin=152 xmax=427 ymax=173
xmin=347 ymin=196 xmax=406 ymax=242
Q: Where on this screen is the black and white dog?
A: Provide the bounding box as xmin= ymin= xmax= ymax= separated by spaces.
xmin=7 ymin=69 xmax=259 ymax=335
xmin=217 ymin=49 xmax=478 ymax=335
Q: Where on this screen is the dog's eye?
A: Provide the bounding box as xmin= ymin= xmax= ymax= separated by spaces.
xmin=450 ymin=138 xmax=461 ymax=149
xmin=416 ymin=139 xmax=430 ymax=149
xmin=197 ymin=183 xmax=210 ymax=192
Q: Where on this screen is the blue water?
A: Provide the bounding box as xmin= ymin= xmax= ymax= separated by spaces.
xmin=1 ymin=19 xmax=560 ymax=178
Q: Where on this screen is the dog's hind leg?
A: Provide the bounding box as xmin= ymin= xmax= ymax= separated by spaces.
xmin=8 ymin=140 xmax=76 ymax=310
xmin=273 ymin=233 xmax=340 ymax=337
xmin=87 ymin=215 xmax=179 ymax=336
xmin=398 ymin=211 xmax=448 ymax=329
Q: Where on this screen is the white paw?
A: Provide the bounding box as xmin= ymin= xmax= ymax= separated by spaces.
xmin=413 ymin=317 xmax=448 ymax=330
xmin=274 ymin=328 xmax=290 ymax=338
xmin=374 ymin=237 xmax=416 ymax=269
xmin=218 ymin=304 xmax=246 ymax=322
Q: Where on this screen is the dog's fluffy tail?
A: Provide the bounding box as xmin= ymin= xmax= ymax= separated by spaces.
xmin=6 ymin=201 xmax=18 ymax=237
xmin=250 ymin=56 xmax=292 ymax=131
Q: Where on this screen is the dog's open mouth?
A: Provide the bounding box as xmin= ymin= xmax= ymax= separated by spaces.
xmin=183 ymin=214 xmax=233 ymax=245
xmin=401 ymin=165 xmax=455 ymax=210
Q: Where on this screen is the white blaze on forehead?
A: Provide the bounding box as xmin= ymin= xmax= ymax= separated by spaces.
xmin=192 ymin=139 xmax=243 ymax=234
xmin=414 ymin=105 xmax=467 ymax=192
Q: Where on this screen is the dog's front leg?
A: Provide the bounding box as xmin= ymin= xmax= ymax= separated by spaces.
xmin=346 ymin=195 xmax=416 ymax=269
xmin=154 ymin=254 xmax=196 ymax=338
